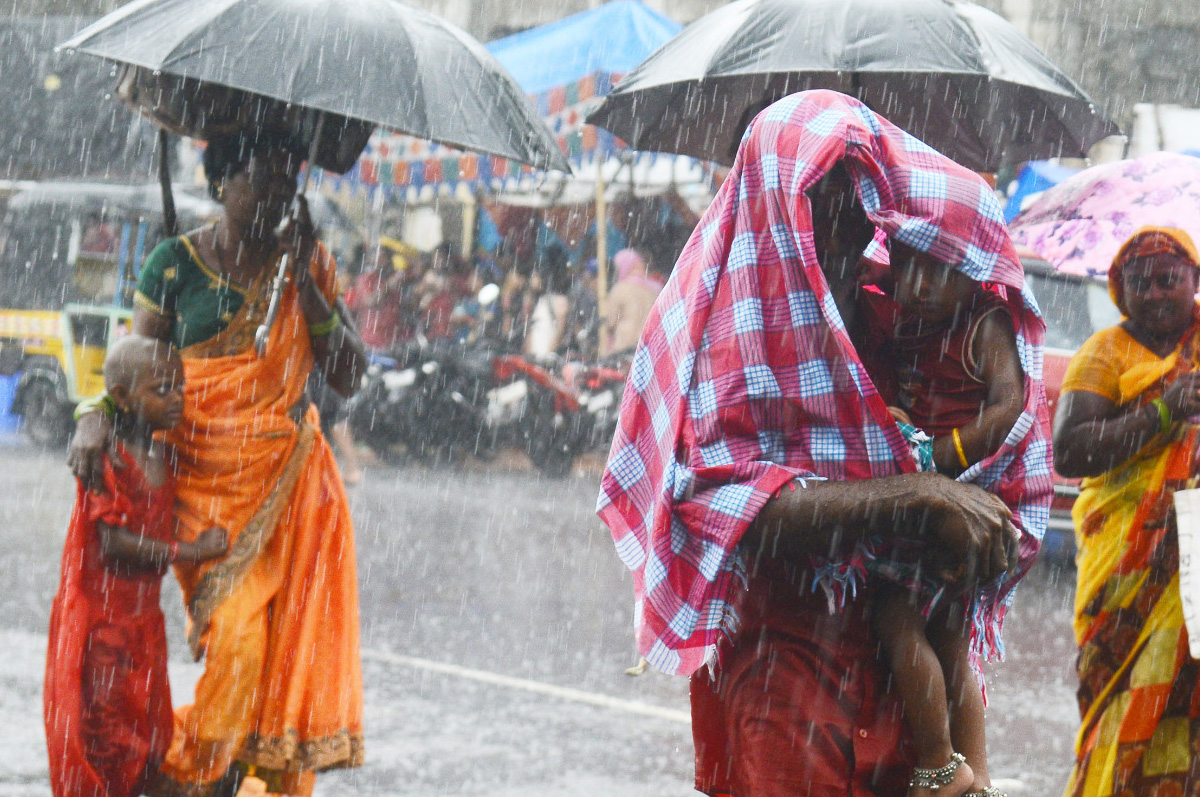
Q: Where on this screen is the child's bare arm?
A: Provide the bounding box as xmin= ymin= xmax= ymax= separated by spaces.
xmin=98 ymin=523 xmax=229 ymax=568
xmin=932 ymin=311 xmax=1025 ymax=474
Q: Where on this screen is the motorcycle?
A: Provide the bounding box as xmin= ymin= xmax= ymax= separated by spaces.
xmin=345 ymin=347 xmax=424 ymax=463
xmin=566 ymin=355 xmax=630 ymax=449
xmin=347 ymin=282 xmax=630 ymax=477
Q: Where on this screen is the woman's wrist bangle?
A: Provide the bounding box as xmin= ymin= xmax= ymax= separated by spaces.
xmin=1151 ymin=397 xmax=1172 ymax=434
xmin=74 ymin=393 xmax=116 ymax=422
xmin=951 ymin=427 xmax=970 ymax=469
xmin=308 ymin=312 xmax=341 ymax=337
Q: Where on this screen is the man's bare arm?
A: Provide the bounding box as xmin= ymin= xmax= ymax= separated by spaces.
xmin=742 ymin=472 xmax=1016 ymax=585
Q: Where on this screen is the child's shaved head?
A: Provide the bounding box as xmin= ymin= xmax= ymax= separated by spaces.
xmin=103 ymin=334 xmax=180 ymax=393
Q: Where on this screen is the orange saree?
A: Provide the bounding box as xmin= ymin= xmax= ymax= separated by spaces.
xmin=155 ymin=243 xmax=363 ymax=796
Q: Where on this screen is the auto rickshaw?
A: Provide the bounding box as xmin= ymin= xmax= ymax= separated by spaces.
xmin=0 ymin=181 xmax=219 ymax=445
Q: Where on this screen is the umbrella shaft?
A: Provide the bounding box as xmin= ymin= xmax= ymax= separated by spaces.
xmin=254 ymin=113 xmax=325 ymax=357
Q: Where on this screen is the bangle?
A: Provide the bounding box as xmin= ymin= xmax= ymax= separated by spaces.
xmin=308 ymin=312 xmax=341 ymax=337
xmin=74 ymin=393 xmax=116 ymax=422
xmin=166 ymin=540 xmax=181 ymax=563
xmin=951 ymin=427 xmax=970 ymax=469
xmin=1151 ymin=397 xmax=1172 ymax=434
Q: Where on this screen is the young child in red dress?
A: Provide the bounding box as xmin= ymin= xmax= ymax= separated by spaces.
xmin=870 ymin=242 xmax=1026 ymax=797
xmin=44 ymin=335 xmax=228 ymax=797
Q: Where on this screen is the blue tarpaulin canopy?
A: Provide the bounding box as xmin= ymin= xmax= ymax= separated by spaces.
xmin=1004 ymin=160 xmax=1080 ymax=222
xmin=487 ymin=0 xmax=680 ymax=95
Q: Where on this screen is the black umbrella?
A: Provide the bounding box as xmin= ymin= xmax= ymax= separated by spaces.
xmin=60 ymin=0 xmax=570 ymax=354
xmin=58 ymin=0 xmax=569 ymax=174
xmin=587 ymin=0 xmax=1119 ymax=171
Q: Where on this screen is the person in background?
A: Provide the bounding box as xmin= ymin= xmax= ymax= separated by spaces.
xmin=499 ymin=249 xmax=535 ymax=348
xmin=80 ymin=212 xmax=119 ymax=258
xmin=345 ymin=241 xmax=410 ymax=352
xmin=599 ymin=248 xmax=663 ymax=357
xmin=306 ymin=368 xmax=364 ymax=485
xmin=422 ymin=244 xmax=472 ymax=340
xmin=45 ymin=336 xmax=228 ymax=797
xmin=310 ymin=266 xmax=364 ymax=484
xmin=523 ymin=246 xmax=572 ymax=358
xmin=1054 ymin=227 xmax=1200 ymax=796
xmin=567 ymin=257 xmax=600 ymax=357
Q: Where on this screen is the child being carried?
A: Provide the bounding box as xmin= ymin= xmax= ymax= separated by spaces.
xmin=869 ymin=241 xmax=1026 ymax=797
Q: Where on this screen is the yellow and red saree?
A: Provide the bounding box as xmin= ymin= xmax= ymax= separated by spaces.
xmin=1065 ymin=322 xmax=1200 ymax=796
xmin=155 ymin=243 xmax=362 ymax=797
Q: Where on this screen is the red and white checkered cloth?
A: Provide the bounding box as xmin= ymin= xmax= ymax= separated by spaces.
xmin=596 ymin=90 xmax=1053 ymax=677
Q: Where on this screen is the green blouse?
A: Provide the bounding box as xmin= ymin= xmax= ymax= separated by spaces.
xmin=134 ymin=235 xmax=251 ymax=350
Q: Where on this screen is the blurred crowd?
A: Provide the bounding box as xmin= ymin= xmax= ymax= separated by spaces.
xmin=340 ymin=199 xmax=692 ymax=362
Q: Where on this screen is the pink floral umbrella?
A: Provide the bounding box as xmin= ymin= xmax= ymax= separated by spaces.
xmin=1011 ymin=151 xmax=1200 ymax=278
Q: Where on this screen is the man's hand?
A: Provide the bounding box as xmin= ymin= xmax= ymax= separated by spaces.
xmin=67 ymin=410 xmax=116 ymax=491
xmin=915 ymin=474 xmax=1017 ymax=585
xmin=745 ymin=471 xmax=1018 ymax=584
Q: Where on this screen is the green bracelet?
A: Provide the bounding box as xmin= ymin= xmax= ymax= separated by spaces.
xmin=308 ymin=312 xmax=341 ymax=337
xmin=74 ymin=392 xmax=116 ymax=422
xmin=1151 ymin=397 xmax=1172 ymax=434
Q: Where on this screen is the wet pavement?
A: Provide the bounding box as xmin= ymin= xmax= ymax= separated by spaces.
xmin=0 ymin=441 xmax=1080 ymax=795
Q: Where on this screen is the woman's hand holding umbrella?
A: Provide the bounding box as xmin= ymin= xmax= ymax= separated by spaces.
xmin=275 ymin=194 xmax=367 ymax=399
xmin=278 ymin=195 xmax=318 ymax=295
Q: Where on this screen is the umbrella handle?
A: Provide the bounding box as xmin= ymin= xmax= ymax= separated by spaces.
xmin=253 ymin=112 xmax=325 ymax=357
xmin=254 ymin=253 xmax=291 ymax=356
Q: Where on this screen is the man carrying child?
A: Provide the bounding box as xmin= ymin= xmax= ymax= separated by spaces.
xmin=597 ymin=90 xmax=1052 ymax=795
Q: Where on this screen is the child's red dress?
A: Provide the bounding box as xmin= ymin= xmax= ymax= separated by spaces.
xmin=44 ymin=445 xmax=176 ymax=797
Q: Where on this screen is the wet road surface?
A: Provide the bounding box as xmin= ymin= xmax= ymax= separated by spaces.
xmin=0 ymin=442 xmax=1079 ymax=795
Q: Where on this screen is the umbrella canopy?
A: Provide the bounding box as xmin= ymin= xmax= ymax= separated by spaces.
xmin=58 ymin=0 xmax=569 ymax=173
xmin=334 ymin=0 xmax=683 ymax=198
xmin=1010 ymin=152 xmax=1200 ymax=278
xmin=587 ymin=0 xmax=1118 ymax=171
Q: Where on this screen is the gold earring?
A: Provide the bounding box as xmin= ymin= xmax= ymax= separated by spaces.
xmin=217 ymin=183 xmax=225 ymax=201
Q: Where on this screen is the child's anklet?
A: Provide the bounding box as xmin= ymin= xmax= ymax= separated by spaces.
xmin=964 ymin=789 xmax=1006 ymax=797
xmin=909 ymin=752 xmax=967 ymax=791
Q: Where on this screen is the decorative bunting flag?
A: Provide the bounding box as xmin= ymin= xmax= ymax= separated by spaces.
xmin=323 ymin=71 xmax=629 ymax=198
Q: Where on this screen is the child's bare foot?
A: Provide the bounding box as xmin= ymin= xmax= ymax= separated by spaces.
xmin=908 ymin=753 xmax=973 ymax=797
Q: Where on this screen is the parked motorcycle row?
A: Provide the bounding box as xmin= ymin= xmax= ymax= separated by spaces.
xmin=346 ymin=334 xmax=630 ymax=479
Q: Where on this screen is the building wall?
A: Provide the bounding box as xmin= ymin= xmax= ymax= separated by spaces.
xmin=1029 ymin=1 xmax=1200 ymax=125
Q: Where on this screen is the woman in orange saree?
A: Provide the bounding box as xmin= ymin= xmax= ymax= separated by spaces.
xmin=70 ymin=130 xmax=367 ymax=797
xmin=1054 ymin=227 xmax=1200 ymax=796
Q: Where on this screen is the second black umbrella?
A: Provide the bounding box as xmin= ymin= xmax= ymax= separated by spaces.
xmin=588 ymin=0 xmax=1118 ymax=171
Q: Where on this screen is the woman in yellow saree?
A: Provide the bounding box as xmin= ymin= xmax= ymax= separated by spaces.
xmin=70 ymin=131 xmax=367 ymax=796
xmin=1054 ymin=227 xmax=1200 ymax=796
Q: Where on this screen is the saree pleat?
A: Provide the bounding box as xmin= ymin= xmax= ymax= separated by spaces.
xmin=155 ymin=245 xmax=362 ymax=797
xmin=1066 ymin=325 xmax=1200 ymax=796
